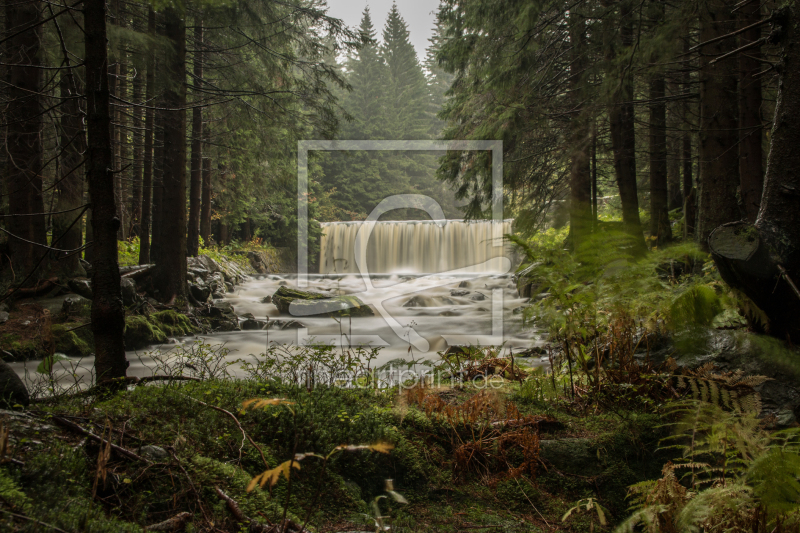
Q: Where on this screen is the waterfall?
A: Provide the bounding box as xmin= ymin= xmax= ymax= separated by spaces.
xmin=319 ymin=219 xmax=513 ymax=274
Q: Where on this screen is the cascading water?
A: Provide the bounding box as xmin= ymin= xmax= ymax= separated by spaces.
xmin=318 ymin=219 xmax=514 ymax=274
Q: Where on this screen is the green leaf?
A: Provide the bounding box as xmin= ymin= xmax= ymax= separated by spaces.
xmin=36 ymin=353 xmax=70 ymax=374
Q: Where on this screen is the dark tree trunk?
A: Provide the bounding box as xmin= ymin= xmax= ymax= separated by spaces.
xmin=200 ymin=145 xmax=212 ymax=246
xmin=649 ymin=73 xmax=672 ymax=245
xmin=738 ymin=3 xmax=763 ymax=223
xmin=53 ymin=63 xmax=86 ymax=277
xmin=153 ymin=6 xmax=187 ymax=302
xmin=150 ymin=109 xmax=165 ymax=266
xmin=187 ymin=22 xmax=204 ymax=257
xmin=607 ymin=0 xmax=646 ymax=253
xmin=682 ymin=39 xmax=697 ymax=238
xmin=667 ymin=80 xmax=683 ymax=211
xmin=5 ymin=0 xmax=47 ymax=280
xmin=697 ymin=0 xmax=740 ymax=249
xmin=139 ymin=7 xmax=156 ymax=265
xmin=85 ymin=0 xmax=127 ymax=383
xmin=567 ymin=10 xmax=592 ymax=250
xmin=130 ymin=63 xmax=144 ymax=237
xmin=116 ymin=46 xmax=129 ymax=241
xmin=710 ymin=7 xmax=800 ymax=342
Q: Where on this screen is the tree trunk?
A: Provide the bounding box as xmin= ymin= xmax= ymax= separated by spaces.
xmin=567 ymin=10 xmax=592 ymax=251
xmin=187 ymin=21 xmax=204 ymax=257
xmin=53 ymin=61 xmax=86 ymax=277
xmin=649 ymin=73 xmax=672 ymax=245
xmin=5 ymin=0 xmax=47 ymax=281
xmin=153 ymin=6 xmax=187 ymax=302
xmin=697 ymin=0 xmax=740 ymax=249
xmin=84 ymin=0 xmax=127 ymax=384
xmin=150 ymin=109 xmax=165 ymax=266
xmin=667 ymin=79 xmax=683 ymax=211
xmin=738 ymin=3 xmax=763 ymax=223
xmin=200 ymin=151 xmax=212 ymax=246
xmin=709 ymin=7 xmax=800 ymax=342
xmin=682 ymin=39 xmax=697 ymax=238
xmin=130 ymin=62 xmax=144 ymax=237
xmin=116 ymin=45 xmax=129 ymax=241
xmin=607 ymin=0 xmax=646 ymax=253
xmin=139 ymin=7 xmax=156 ymax=265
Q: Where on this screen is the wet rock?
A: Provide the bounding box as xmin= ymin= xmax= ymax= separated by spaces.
xmin=121 ymin=278 xmax=138 ymax=306
xmin=68 ymin=278 xmax=93 ymax=299
xmin=280 ymin=320 xmax=305 ymax=330
xmin=124 ymin=316 xmax=168 ymax=350
xmin=272 ymin=286 xmax=373 ymax=317
xmin=534 ymin=292 xmax=551 ymax=301
xmin=240 ymin=312 xmax=255 ymax=320
xmin=189 ymin=283 xmax=211 ymax=304
xmin=260 ymin=295 xmax=272 ymax=304
xmin=241 ymin=318 xmax=267 ymax=330
xmin=199 ymin=301 xmax=240 ymax=331
xmin=470 ymin=292 xmax=486 ymax=301
xmin=450 ymin=289 xmax=470 ymax=297
xmin=60 ymin=295 xmax=91 ymax=318
xmin=458 ymin=280 xmax=469 ymax=288
xmin=0 ymin=312 xmax=8 ymax=324
xmin=52 ymin=324 xmax=92 ymax=356
xmin=403 ymin=295 xmax=429 ymax=308
xmin=0 ymin=356 xmax=30 ymax=408
xmin=512 ymin=306 xmax=529 ymax=315
xmin=225 ymin=281 xmax=234 ymax=293
xmin=438 ymin=310 xmax=460 ymax=317
xmin=211 ymin=291 xmax=226 ymax=300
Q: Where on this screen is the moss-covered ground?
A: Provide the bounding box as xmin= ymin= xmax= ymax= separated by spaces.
xmin=0 ymin=378 xmax=667 ymax=532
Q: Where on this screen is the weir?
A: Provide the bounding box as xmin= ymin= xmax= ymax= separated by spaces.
xmin=319 ymin=219 xmax=514 ymax=274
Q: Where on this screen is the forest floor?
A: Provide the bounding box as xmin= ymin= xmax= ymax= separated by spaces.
xmin=0 ymin=371 xmax=668 ymax=532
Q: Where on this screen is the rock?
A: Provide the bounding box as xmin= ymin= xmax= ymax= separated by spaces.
xmin=0 ymin=357 xmax=30 ymax=408
xmin=450 ymin=289 xmax=470 ymax=297
xmin=241 ymin=318 xmax=266 ymax=330
xmin=240 ymin=312 xmax=255 ymax=320
xmin=0 ymin=312 xmax=8 ymax=324
xmin=403 ymin=295 xmax=430 ymax=308
xmin=458 ymin=280 xmax=469 ymax=288
xmin=225 ymin=282 xmax=234 ymax=293
xmin=512 ymin=306 xmax=528 ymax=315
xmin=137 ymin=445 xmax=168 ymax=461
xmin=189 ymin=283 xmax=211 ymax=304
xmin=60 ymin=295 xmax=91 ymax=318
xmin=470 ymin=292 xmax=487 ymax=301
xmin=211 ymin=291 xmax=225 ymax=300
xmin=260 ymin=295 xmax=272 ymax=304
xmin=439 ymin=310 xmax=460 ymax=317
xmin=534 ymin=292 xmax=551 ymax=301
xmin=271 ymin=286 xmax=374 ymax=317
xmin=121 ymin=278 xmax=138 ymax=306
xmin=124 ymin=316 xmax=168 ymax=350
xmin=776 ymin=409 xmax=796 ymax=427
xmin=280 ymin=320 xmax=305 ymax=330
xmin=80 ymin=258 xmax=94 ymax=277
xmin=52 ymin=324 xmax=92 ymax=356
xmin=68 ymin=278 xmax=93 ymax=299
xmin=187 ymin=255 xmax=222 ymax=275
xmin=199 ymin=301 xmax=240 ymax=331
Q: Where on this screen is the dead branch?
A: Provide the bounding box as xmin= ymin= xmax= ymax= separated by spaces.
xmin=50 ymin=416 xmax=151 ymax=464
xmin=145 ymin=512 xmax=192 ymax=531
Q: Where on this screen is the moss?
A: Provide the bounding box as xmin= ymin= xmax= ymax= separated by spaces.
xmin=124 ymin=315 xmax=167 ymax=350
xmin=52 ymin=324 xmax=92 ymax=356
xmin=150 ymin=309 xmax=194 ymax=336
xmin=0 ymin=333 xmax=39 ymax=361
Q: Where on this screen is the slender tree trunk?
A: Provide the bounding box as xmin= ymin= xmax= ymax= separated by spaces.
xmin=649 ymin=73 xmax=672 ymax=245
xmin=607 ymin=0 xmax=646 ymax=253
xmin=738 ymin=3 xmax=763 ymax=223
xmin=710 ymin=6 xmax=800 ymax=342
xmin=187 ymin=21 xmax=204 ymax=257
xmin=139 ymin=7 xmax=156 ymax=265
xmin=85 ymin=0 xmax=127 ymax=384
xmin=130 ymin=63 xmax=144 ymax=237
xmin=200 ymin=155 xmax=212 ymax=245
xmin=697 ymin=0 xmax=740 ymax=249
xmin=116 ymin=46 xmax=129 ymax=241
xmin=5 ymin=0 xmax=47 ymax=281
xmin=682 ymin=39 xmax=697 ymax=238
xmin=154 ymin=6 xmax=187 ymax=301
xmin=667 ymin=79 xmax=683 ymax=211
xmin=53 ymin=65 xmax=86 ymax=276
xmin=150 ymin=108 xmax=166 ymax=266
xmin=567 ymin=9 xmax=592 ymax=251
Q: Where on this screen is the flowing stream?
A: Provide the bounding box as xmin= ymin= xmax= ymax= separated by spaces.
xmin=11 ymin=220 xmax=547 ymax=385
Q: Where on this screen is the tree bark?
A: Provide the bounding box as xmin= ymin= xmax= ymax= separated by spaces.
xmin=150 ymin=108 xmax=165 ymax=266
xmin=139 ymin=7 xmax=156 ymax=265
xmin=130 ymin=60 xmax=144 ymax=237
xmin=567 ymin=9 xmax=592 ymax=251
xmin=84 ymin=0 xmax=128 ymax=383
xmin=649 ymin=72 xmax=672 ymax=245
xmin=607 ymin=0 xmax=646 ymax=253
xmin=682 ymin=39 xmax=697 ymax=238
xmin=710 ymin=7 xmax=800 ymax=342
xmin=187 ymin=21 xmax=204 ymax=257
xmin=153 ymin=6 xmax=187 ymax=302
xmin=53 ymin=59 xmax=86 ymax=277
xmin=5 ymin=0 xmax=47 ymax=281
xmin=738 ymin=2 xmax=763 ymax=223
xmin=697 ymin=0 xmax=740 ymax=249
xmin=116 ymin=40 xmax=129 ymax=241
xmin=200 ymin=137 xmax=212 ymax=246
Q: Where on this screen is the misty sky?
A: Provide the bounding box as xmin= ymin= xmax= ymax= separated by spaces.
xmin=325 ymin=0 xmax=440 ymax=61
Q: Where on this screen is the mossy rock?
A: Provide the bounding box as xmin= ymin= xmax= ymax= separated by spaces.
xmin=124 ymin=315 xmax=167 ymax=350
xmin=272 ymin=286 xmax=374 ymax=317
xmin=52 ymin=324 xmax=92 ymax=356
xmin=0 ymin=333 xmax=39 ymax=361
xmin=151 ymin=309 xmax=194 ymax=336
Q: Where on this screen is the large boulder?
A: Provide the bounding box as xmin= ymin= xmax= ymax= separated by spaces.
xmin=68 ymin=278 xmax=93 ymax=299
xmin=121 ymin=278 xmax=139 ymax=307
xmin=271 ymin=286 xmax=374 ymax=318
xmin=198 ymin=301 xmax=240 ymax=331
xmin=0 ymin=355 xmax=29 ymax=408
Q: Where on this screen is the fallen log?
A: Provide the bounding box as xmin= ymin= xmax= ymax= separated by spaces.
xmin=50 ymin=416 xmax=152 ymax=464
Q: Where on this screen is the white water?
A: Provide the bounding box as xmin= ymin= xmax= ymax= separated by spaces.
xmin=319 ymin=219 xmax=514 ymax=274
